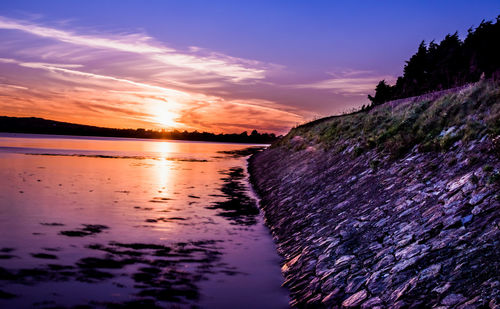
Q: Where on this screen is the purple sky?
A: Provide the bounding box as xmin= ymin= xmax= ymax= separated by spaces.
xmin=0 ymin=1 xmax=499 ymax=133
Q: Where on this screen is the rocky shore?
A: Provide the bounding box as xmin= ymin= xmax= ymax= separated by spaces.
xmin=249 ymin=81 xmax=500 ymax=308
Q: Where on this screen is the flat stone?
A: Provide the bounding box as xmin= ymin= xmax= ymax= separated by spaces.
xmin=461 ymin=214 xmax=473 ymax=225
xmin=345 ymin=275 xmax=367 ymax=294
xmin=443 ymin=215 xmax=461 ymax=228
xmin=322 ymin=269 xmax=349 ymax=292
xmin=441 ymin=293 xmax=467 ymax=306
xmin=395 ymin=243 xmax=427 ymax=260
xmin=469 ymin=192 xmax=487 ymax=205
xmin=447 ymin=172 xmax=473 ymax=191
xmin=282 ymin=253 xmax=302 ymax=273
xmin=375 ymin=254 xmax=395 ymax=270
xmin=342 ymin=289 xmax=368 ymax=308
xmin=457 ymin=296 xmax=481 ymax=309
xmin=396 ymin=234 xmax=413 ymax=247
xmin=471 ymin=205 xmax=482 ymax=215
xmin=366 ymin=270 xmax=390 ymax=295
xmin=391 ymin=256 xmax=419 ymax=273
xmin=322 ymin=287 xmax=343 ymax=305
xmin=390 ymin=276 xmax=418 ymax=302
xmin=335 ymin=255 xmax=355 ymax=268
xmin=433 ymin=282 xmax=451 ymax=294
xmin=419 ymin=263 xmax=441 ymax=281
xmin=319 ymin=267 xmax=337 ymax=281
xmin=361 ymin=297 xmax=383 ymax=309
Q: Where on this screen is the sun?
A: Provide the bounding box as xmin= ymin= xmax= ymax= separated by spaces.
xmin=148 ymin=98 xmax=180 ymax=129
xmin=155 ymin=108 xmax=179 ymax=128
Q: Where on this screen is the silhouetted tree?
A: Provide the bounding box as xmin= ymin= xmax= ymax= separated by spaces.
xmin=367 ymin=15 xmax=500 ymax=106
xmin=368 ymin=80 xmax=393 ymax=105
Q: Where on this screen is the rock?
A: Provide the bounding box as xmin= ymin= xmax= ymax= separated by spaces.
xmin=282 ymin=253 xmax=302 ymax=273
xmin=305 ymin=292 xmax=322 ymax=304
xmin=443 ymin=215 xmax=462 ymax=229
xmin=396 ymin=234 xmax=413 ymax=247
xmin=319 ymin=267 xmax=337 ymax=281
xmin=433 ymin=282 xmax=451 ymax=294
xmin=390 ymin=276 xmax=418 ymax=302
xmin=447 ymin=172 xmax=473 ymax=191
xmin=471 ymin=205 xmax=482 ymax=215
xmin=469 ymin=192 xmax=488 ymax=205
xmin=342 ymin=289 xmax=368 ymax=308
xmin=322 ymin=287 xmax=343 ymax=305
xmin=461 ymin=214 xmax=473 ymax=225
xmin=366 ymin=270 xmax=390 ymax=295
xmin=369 ymin=242 xmax=383 ymax=251
xmin=457 ymin=296 xmax=481 ymax=309
xmin=391 ymin=300 xmax=408 ymax=308
xmin=489 ymin=299 xmax=500 ymax=309
xmin=322 ymin=269 xmax=349 ymax=292
xmin=391 ymin=256 xmax=419 ymax=273
xmin=345 ymin=275 xmax=367 ymax=294
xmin=335 ymin=255 xmax=355 ymax=268
xmin=441 ymin=293 xmax=467 ymax=306
xmin=419 ymin=263 xmax=441 ymax=281
xmin=361 ymin=297 xmax=383 ymax=309
xmin=375 ymin=254 xmax=395 ymax=270
xmin=395 ymin=243 xmax=428 ymax=260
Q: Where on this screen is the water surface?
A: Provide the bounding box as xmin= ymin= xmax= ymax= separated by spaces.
xmin=0 ymin=133 xmax=288 ymax=308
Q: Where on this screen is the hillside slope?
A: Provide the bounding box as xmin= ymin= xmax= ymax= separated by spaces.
xmin=249 ymin=80 xmax=500 ymax=308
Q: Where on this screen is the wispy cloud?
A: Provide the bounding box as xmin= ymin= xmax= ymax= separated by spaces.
xmin=0 ymin=16 xmax=267 ymax=82
xmin=0 ymin=83 xmax=28 ymax=90
xmin=292 ymin=71 xmax=395 ymax=95
xmin=0 ymin=16 xmax=170 ymax=53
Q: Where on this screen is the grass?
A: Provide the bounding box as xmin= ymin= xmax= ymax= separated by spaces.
xmin=483 ymin=165 xmax=494 ymax=172
xmin=275 ymin=80 xmax=500 ymax=159
xmin=488 ymin=171 xmax=500 ymax=185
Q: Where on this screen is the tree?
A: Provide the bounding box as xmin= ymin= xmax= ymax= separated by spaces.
xmin=366 ymin=15 xmax=500 ymax=106
xmin=368 ymin=80 xmax=393 ymax=105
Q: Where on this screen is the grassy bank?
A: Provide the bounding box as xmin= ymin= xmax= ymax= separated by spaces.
xmin=277 ymin=80 xmax=500 ymax=159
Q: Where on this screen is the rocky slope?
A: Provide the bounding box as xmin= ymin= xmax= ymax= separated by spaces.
xmin=249 ymin=80 xmax=500 ymax=308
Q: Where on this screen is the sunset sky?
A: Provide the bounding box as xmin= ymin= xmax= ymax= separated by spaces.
xmin=0 ymin=1 xmax=499 ymax=134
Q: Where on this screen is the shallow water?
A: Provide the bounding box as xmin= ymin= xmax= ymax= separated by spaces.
xmin=0 ymin=133 xmax=289 ymax=308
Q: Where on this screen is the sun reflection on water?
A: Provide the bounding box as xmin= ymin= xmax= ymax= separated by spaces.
xmin=154 ymin=140 xmax=177 ymax=158
xmin=152 ymin=141 xmax=178 ymax=194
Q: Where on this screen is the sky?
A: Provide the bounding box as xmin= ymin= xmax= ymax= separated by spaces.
xmin=0 ymin=1 xmax=499 ymax=134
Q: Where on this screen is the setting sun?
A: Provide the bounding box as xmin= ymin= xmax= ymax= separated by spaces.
xmin=155 ymin=108 xmax=179 ymax=128
xmin=148 ymin=98 xmax=181 ymax=129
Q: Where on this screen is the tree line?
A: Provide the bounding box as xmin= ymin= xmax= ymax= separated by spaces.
xmin=367 ymin=16 xmax=500 ymax=106
xmin=0 ymin=116 xmax=278 ymax=144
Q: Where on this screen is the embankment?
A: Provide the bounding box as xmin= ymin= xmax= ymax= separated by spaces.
xmin=249 ymin=80 xmax=500 ymax=308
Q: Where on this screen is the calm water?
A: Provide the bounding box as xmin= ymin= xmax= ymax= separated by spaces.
xmin=0 ymin=133 xmax=289 ymax=308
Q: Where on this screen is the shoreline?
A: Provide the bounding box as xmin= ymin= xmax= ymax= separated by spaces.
xmin=0 ymin=131 xmax=272 ymax=146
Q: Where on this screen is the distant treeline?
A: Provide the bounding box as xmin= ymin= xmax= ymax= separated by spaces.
xmin=367 ymin=16 xmax=500 ymax=106
xmin=0 ymin=116 xmax=278 ymax=144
